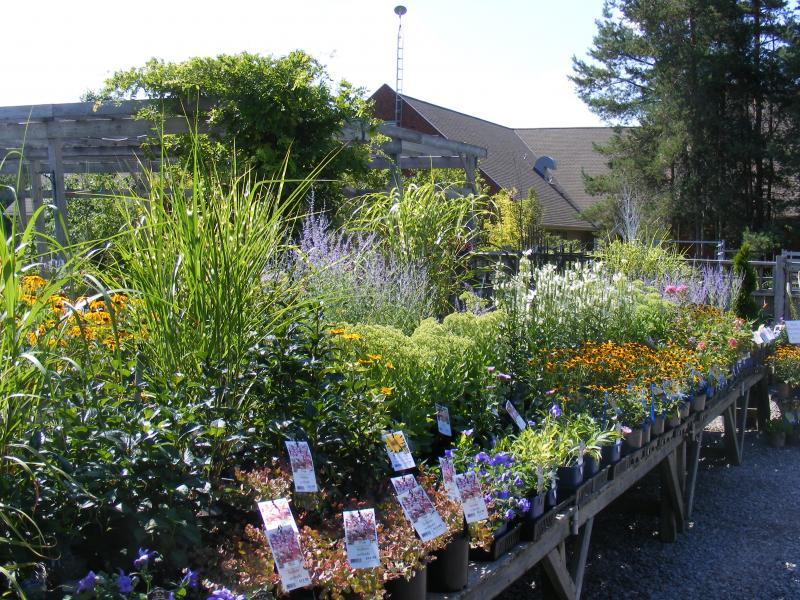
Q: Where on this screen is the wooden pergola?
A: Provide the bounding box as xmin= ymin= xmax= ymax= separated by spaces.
xmin=0 ymin=100 xmax=487 ymax=245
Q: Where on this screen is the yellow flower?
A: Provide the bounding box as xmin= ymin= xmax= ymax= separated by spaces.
xmin=20 ymin=294 xmax=37 ymax=305
xmin=367 ymin=354 xmax=382 ymax=361
xmin=380 ymin=386 xmax=393 ymax=396
xmin=385 ymin=361 xmax=395 ymax=370
xmin=358 ymin=358 xmax=373 ymax=365
xmin=26 ymin=332 xmax=37 ymax=345
xmin=342 ymin=333 xmax=362 ymax=342
xmin=21 ymin=275 xmax=46 ymax=292
xmin=329 ymin=328 xmax=346 ymax=335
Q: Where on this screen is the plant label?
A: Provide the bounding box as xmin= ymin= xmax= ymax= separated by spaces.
xmin=285 ymin=441 xmax=318 ymax=493
xmin=435 ymin=403 xmax=452 ymax=437
xmin=390 ymin=475 xmax=447 ymax=542
xmin=343 ymin=509 xmax=380 ymax=569
xmin=382 ymin=431 xmax=415 ymax=471
xmin=505 ymin=401 xmax=527 ymax=430
xmin=454 ymin=471 xmax=489 ymax=523
xmin=536 ymin=466 xmax=544 ymax=492
xmin=257 ymin=500 xmax=311 ymax=592
xmin=439 ymin=456 xmax=460 ymax=501
xmin=785 ymin=320 xmax=800 ymax=344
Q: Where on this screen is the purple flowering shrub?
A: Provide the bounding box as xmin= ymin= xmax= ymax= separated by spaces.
xmin=291 ymin=211 xmax=435 ymax=334
xmin=657 ymin=264 xmax=743 ymax=311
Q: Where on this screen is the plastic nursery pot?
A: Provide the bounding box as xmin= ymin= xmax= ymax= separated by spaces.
xmin=667 ymin=414 xmax=681 ymax=429
xmin=691 ymin=393 xmax=707 ymax=413
xmin=651 ymin=414 xmax=666 ymax=436
xmin=767 ymin=431 xmax=786 ymax=448
xmin=427 ymin=532 xmax=469 ymax=592
xmin=527 ymin=492 xmax=546 ymax=520
xmin=642 ymin=423 xmax=651 ymax=445
xmin=545 ymin=487 xmax=557 ymax=508
xmin=623 ymin=428 xmax=643 ymax=453
xmin=556 ymin=463 xmax=584 ymax=496
xmin=583 ymin=454 xmax=600 ymax=478
xmin=678 ymin=401 xmax=691 ymax=419
xmin=384 ymin=565 xmax=427 ymax=599
xmin=601 ymin=441 xmax=622 ymax=466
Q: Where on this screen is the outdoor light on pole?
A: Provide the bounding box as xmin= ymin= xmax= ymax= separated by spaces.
xmin=394 ymin=5 xmax=407 ymax=125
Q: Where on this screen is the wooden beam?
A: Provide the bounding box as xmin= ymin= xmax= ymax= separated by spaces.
xmin=722 ymin=404 xmax=742 ymax=466
xmin=659 ymin=451 xmax=685 ymax=542
xmin=378 ymin=122 xmax=488 ymax=158
xmin=0 ymin=116 xmax=194 ymax=143
xmin=368 ymin=156 xmax=464 ymax=170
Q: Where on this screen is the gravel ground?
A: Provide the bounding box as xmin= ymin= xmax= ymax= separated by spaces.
xmin=499 ymin=401 xmax=800 ymax=600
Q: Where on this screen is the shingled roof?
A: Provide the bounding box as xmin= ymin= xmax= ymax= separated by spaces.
xmin=371 ymin=85 xmax=619 ymax=232
xmin=514 ymin=127 xmax=619 ymax=212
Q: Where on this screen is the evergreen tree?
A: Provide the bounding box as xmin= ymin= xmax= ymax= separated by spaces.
xmin=572 ymin=0 xmax=800 ymax=244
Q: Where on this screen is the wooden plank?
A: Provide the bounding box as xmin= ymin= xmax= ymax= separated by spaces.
xmin=659 ymin=451 xmax=685 ymax=542
xmin=541 ymin=545 xmax=577 ymax=600
xmin=368 ymin=156 xmax=465 ymax=170
xmin=378 ymin=122 xmax=488 ymax=157
xmin=738 ymin=390 xmax=750 ymax=458
xmin=0 ymin=116 xmax=194 ymax=143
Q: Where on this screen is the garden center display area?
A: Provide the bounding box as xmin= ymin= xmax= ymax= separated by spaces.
xmin=2 ymin=166 xmax=798 ymax=600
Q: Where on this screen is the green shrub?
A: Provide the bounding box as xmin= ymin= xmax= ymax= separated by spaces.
xmin=732 ymin=242 xmax=758 ymax=319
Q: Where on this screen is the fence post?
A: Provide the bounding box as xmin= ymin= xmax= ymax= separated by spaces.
xmin=774 ymin=251 xmax=786 ymax=320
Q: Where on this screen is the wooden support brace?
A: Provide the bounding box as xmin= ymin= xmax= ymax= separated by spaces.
xmin=570 ymin=517 xmax=594 ymax=600
xmin=659 ymin=451 xmax=685 ymax=542
xmin=541 ymin=543 xmax=577 ymax=600
xmin=685 ymin=431 xmax=703 ymax=521
xmin=738 ymin=390 xmax=750 ymax=460
xmin=723 ymin=404 xmax=742 ymax=465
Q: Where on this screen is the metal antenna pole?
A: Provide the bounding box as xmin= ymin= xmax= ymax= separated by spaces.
xmin=394 ymin=5 xmax=407 ymax=125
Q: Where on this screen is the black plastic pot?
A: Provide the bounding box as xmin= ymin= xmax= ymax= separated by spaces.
xmin=427 ymin=532 xmax=468 ymax=592
xmin=600 ymin=441 xmax=622 ymax=466
xmin=623 ymin=428 xmax=643 ymax=454
xmin=545 ymin=488 xmax=557 ymax=508
xmin=528 ymin=492 xmax=546 ymax=520
xmin=678 ymin=401 xmax=690 ymax=419
xmin=642 ymin=422 xmax=651 ymax=445
xmin=385 ymin=565 xmax=427 ymax=599
xmin=691 ymin=393 xmax=707 ymax=413
xmin=667 ymin=413 xmax=681 ymax=429
xmin=583 ymin=454 xmax=600 ymax=478
xmin=557 ymin=463 xmax=584 ymax=490
xmin=651 ymin=414 xmax=665 ymax=436
xmin=469 ymin=523 xmax=522 ymax=561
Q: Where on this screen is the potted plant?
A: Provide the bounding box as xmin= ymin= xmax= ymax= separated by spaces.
xmin=765 ymin=418 xmax=790 ymax=448
xmin=770 ymin=345 xmax=800 ymax=399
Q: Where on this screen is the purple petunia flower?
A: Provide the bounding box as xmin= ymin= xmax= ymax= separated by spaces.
xmin=487 ymin=366 xmax=496 ymax=373
xmin=463 ymin=428 xmax=474 ymax=437
xmin=133 ymin=548 xmax=155 ymax=570
xmin=504 ymin=509 xmax=517 ymax=522
xmin=496 ymin=372 xmax=512 ymax=382
xmin=478 ymin=468 xmax=489 ymax=478
xmin=517 ymin=498 xmax=531 ymax=513
xmin=444 ymin=449 xmax=454 ymax=458
xmin=116 ymin=569 xmax=134 ymax=594
xmin=495 ymin=489 xmax=510 ymax=500
xmin=208 ymin=587 xmax=246 ymax=600
xmin=499 ymin=472 xmax=510 ymax=482
xmin=549 ymin=403 xmax=562 ymax=419
xmin=475 ymin=451 xmax=490 ymax=464
xmin=527 ymin=419 xmax=536 ymax=427
xmin=76 ymin=571 xmax=96 ymax=594
xmin=484 ymin=493 xmax=493 ymax=504
xmin=514 ymin=476 xmax=524 ymax=487
xmin=182 ymin=569 xmax=199 ymax=588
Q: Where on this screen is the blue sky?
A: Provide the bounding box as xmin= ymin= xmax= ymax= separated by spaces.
xmin=1 ymin=0 xmax=608 ymax=127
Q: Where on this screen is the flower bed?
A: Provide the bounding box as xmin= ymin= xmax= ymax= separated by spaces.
xmin=1 ymin=196 xmax=785 ymax=600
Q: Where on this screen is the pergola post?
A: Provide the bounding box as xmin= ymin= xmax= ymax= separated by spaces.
xmin=29 ymin=161 xmax=47 ymax=257
xmin=47 ymin=139 xmax=69 ymax=248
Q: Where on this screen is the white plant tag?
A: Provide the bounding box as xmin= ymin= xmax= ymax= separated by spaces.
xmin=257 ymin=500 xmax=311 ymax=592
xmin=390 ymin=475 xmax=447 ymax=542
xmin=285 ymin=441 xmax=318 ymax=493
xmin=454 ymin=471 xmax=489 ymax=523
xmin=343 ymin=509 xmax=380 ymax=569
xmin=439 ymin=456 xmax=460 ymax=501
xmin=577 ymin=442 xmax=585 ymax=466
xmin=435 ymin=403 xmax=452 ymax=437
xmin=505 ymin=400 xmax=527 ymax=430
xmin=536 ymin=466 xmax=544 ymax=492
xmin=382 ymin=431 xmax=415 ymax=471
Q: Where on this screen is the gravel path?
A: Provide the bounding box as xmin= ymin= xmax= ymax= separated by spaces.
xmin=499 ymin=402 xmax=800 ymax=600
